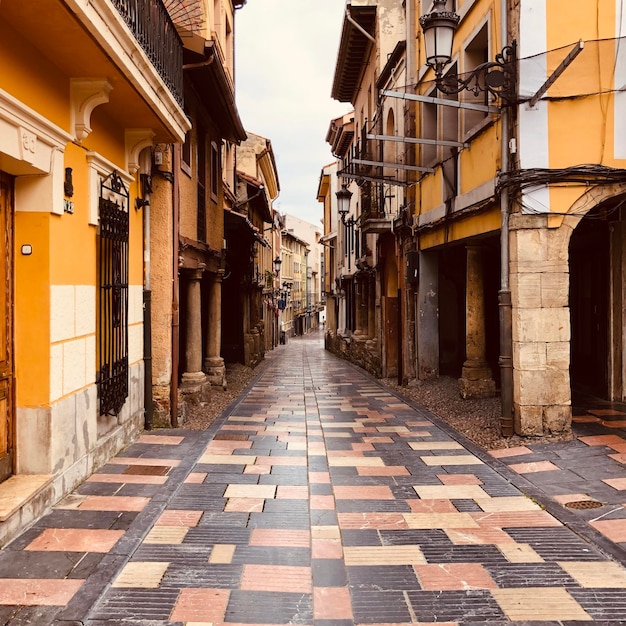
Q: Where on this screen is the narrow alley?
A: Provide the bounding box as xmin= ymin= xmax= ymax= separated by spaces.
xmin=1 ymin=335 xmax=626 ymax=625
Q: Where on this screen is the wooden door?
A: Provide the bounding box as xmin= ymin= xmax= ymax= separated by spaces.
xmin=0 ymin=173 xmax=14 ymax=482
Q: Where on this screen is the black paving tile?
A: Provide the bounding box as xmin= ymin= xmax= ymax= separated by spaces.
xmin=312 ymin=558 xmax=348 ymax=587
xmin=225 ymin=590 xmax=313 ymax=624
xmin=232 ymin=546 xmax=310 ymax=566
xmin=350 ymin=588 xmax=412 ymax=623
xmin=347 ymin=564 xmax=420 ymax=590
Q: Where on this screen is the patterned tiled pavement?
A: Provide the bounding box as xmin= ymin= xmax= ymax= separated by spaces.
xmin=1 ymin=335 xmax=626 ymax=625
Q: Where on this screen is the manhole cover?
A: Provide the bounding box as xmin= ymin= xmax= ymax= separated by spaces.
xmin=564 ymin=500 xmax=604 ymax=510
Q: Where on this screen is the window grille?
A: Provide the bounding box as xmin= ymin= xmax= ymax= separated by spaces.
xmin=97 ymin=171 xmax=129 ymax=416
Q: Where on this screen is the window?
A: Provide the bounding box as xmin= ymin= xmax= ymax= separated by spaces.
xmin=198 ymin=127 xmax=207 ymax=242
xmin=182 ymin=130 xmax=192 ymax=176
xmin=462 ymin=23 xmax=490 ymax=134
xmin=97 ymin=170 xmax=129 ymax=416
xmin=210 ymin=141 xmax=220 ymax=201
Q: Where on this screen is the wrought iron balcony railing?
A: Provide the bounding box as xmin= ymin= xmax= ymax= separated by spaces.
xmin=111 ymin=0 xmax=184 ymax=106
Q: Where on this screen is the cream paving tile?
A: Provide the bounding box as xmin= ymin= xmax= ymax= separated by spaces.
xmin=404 ymin=512 xmax=480 ymax=529
xmin=475 ymin=497 xmax=541 ymax=512
xmin=209 ymin=544 xmax=236 ymax=564
xmin=112 ymin=562 xmax=168 ymax=588
xmin=414 ymin=485 xmax=490 ymax=500
xmin=559 ymin=561 xmax=626 ymax=587
xmin=497 ymin=543 xmax=544 ymax=563
xmin=376 ymin=426 xmax=410 ymax=433
xmin=143 ymin=527 xmax=188 ymax=544
xmin=344 ymin=545 xmax=426 ymax=566
xmin=490 ymin=588 xmax=591 ymax=621
xmin=311 ymin=525 xmax=341 ymax=540
xmin=420 ymin=455 xmax=483 ymax=466
xmin=328 ymin=457 xmax=384 ymax=467
xmin=197 ymin=454 xmax=256 ymax=465
xmin=409 ymin=442 xmax=464 ymax=450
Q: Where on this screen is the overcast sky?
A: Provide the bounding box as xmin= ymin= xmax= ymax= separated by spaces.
xmin=235 ymin=0 xmax=352 ymax=227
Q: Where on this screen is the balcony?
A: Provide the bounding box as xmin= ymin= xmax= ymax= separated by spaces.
xmin=112 ymin=0 xmax=183 ymax=106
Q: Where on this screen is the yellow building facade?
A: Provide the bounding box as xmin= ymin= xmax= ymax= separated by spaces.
xmin=326 ymin=0 xmax=626 ymax=437
xmin=0 ymin=0 xmax=188 ymax=545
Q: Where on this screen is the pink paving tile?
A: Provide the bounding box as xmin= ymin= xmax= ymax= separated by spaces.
xmin=406 ymin=499 xmax=457 ymax=513
xmin=438 ymin=474 xmax=483 ymax=485
xmin=0 ymin=579 xmax=83 ymax=606
xmin=572 ymin=415 xmax=601 ymax=423
xmin=276 ymin=485 xmax=309 ymax=499
xmin=488 ymin=446 xmax=533 ymax=458
xmin=357 ymin=465 xmax=410 ymax=476
xmin=579 ymin=434 xmax=626 ymax=446
xmin=204 ymin=441 xmax=254 ymax=453
xmin=309 ymin=471 xmax=331 ymax=483
xmin=414 ymin=563 xmax=497 ymax=590
xmin=601 ymin=420 xmax=626 ymax=428
xmin=314 ymin=587 xmax=353 ymax=620
xmin=508 ymin=461 xmax=560 ymax=474
xmin=244 ymin=465 xmax=271 ymax=475
xmin=156 ymin=510 xmax=203 ymax=526
xmin=108 ymin=457 xmax=181 ymax=467
xmin=312 ymin=539 xmax=343 ymax=559
xmin=327 ymin=450 xmax=365 ymax=457
xmin=338 ymin=512 xmax=408 ymax=530
xmin=170 ymin=588 xmax=230 ymax=622
xmin=590 ymin=519 xmax=626 ymax=542
xmin=25 ymin=528 xmax=124 ymax=552
xmin=553 ymin=493 xmax=596 ymax=505
xmin=241 ymin=564 xmax=311 ymax=592
xmin=249 ymin=529 xmax=310 ymax=547
xmin=78 ymin=496 xmax=150 ymax=512
xmin=333 ymin=486 xmax=394 ymax=500
xmin=184 ymin=472 xmax=207 ymax=484
xmin=603 ymin=477 xmax=626 ymax=490
xmin=310 ymin=494 xmax=336 ymax=509
xmin=609 ymin=453 xmax=626 ymax=464
xmin=406 ymin=420 xmax=433 ymax=427
xmin=87 ymin=474 xmax=167 ymax=485
xmin=589 ymin=409 xmax=626 ymax=416
xmin=224 ymin=498 xmax=265 ymax=512
xmin=137 ymin=435 xmax=184 ymax=445
xmin=609 ymin=443 xmax=626 ymax=453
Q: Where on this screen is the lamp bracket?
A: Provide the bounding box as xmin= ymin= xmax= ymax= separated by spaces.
xmin=436 ymin=43 xmax=517 ymax=105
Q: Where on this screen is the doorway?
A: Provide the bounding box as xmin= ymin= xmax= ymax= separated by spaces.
xmin=0 ymin=172 xmax=14 ymax=483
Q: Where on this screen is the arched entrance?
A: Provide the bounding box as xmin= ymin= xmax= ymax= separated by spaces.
xmin=569 ymin=196 xmax=626 ymax=402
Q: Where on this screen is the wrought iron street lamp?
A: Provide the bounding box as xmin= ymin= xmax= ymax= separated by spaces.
xmin=419 ymin=0 xmax=516 ymax=104
xmin=336 ymin=183 xmax=356 ymax=228
xmin=273 ymin=256 xmax=282 ymax=275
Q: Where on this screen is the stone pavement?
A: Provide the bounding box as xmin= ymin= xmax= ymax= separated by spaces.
xmin=1 ymin=335 xmax=626 ymax=625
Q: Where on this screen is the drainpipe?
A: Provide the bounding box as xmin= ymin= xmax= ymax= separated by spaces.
xmin=499 ymin=0 xmax=514 ymax=436
xmin=171 ymin=144 xmax=180 ymax=428
xmin=140 ymin=151 xmax=154 ymax=430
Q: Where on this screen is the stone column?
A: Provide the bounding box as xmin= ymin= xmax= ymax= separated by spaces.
xmin=459 ymin=246 xmax=495 ymax=398
xmin=204 ymin=270 xmax=226 ymax=388
xmin=418 ymin=250 xmax=439 ymax=380
xmin=181 ymin=267 xmax=210 ymax=401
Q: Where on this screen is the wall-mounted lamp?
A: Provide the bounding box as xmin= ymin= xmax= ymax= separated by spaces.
xmin=273 ymin=256 xmax=282 ymax=275
xmin=419 ymin=0 xmax=516 ymax=104
xmin=336 ymin=183 xmax=356 ymax=227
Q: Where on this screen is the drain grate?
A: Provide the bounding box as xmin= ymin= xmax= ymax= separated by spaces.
xmin=564 ymin=499 xmax=604 ymax=510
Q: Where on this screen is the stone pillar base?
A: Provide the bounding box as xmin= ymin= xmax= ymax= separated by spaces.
xmin=204 ymin=357 xmax=226 ymax=389
xmin=180 ymin=371 xmax=211 ymax=403
xmin=459 ymin=376 xmax=496 ymax=399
